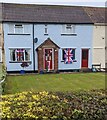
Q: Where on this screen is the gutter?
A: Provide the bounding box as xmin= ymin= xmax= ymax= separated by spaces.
xmin=94 ymin=23 xmax=107 ymax=26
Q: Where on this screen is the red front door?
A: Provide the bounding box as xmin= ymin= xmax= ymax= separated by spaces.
xmin=44 ymin=48 xmax=53 ymax=70
xmin=81 ymin=49 xmax=89 ymax=68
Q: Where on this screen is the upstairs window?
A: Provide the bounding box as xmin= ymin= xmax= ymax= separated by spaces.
xmin=62 ymin=24 xmax=76 ymax=34
xmin=44 ymin=25 xmax=48 ymax=35
xmin=8 ymin=24 xmax=31 ymax=35
xmin=10 ymin=49 xmax=30 ymax=62
xmin=14 ymin=24 xmax=24 ymax=34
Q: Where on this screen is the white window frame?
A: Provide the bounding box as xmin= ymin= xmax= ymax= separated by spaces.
xmin=14 ymin=24 xmax=24 ymax=34
xmin=43 ymin=48 xmax=54 ymax=70
xmin=0 ymin=47 xmax=2 ymax=62
xmin=9 ymin=48 xmax=31 ymax=62
xmin=44 ymin=25 xmax=48 ymax=35
xmin=61 ymin=48 xmax=76 ymax=61
xmin=62 ymin=24 xmax=76 ymax=34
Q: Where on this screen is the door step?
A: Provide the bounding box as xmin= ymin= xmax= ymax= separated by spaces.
xmin=80 ymin=68 xmax=91 ymax=72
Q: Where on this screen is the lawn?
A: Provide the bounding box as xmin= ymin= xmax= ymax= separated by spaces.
xmin=4 ymin=73 xmax=105 ymax=94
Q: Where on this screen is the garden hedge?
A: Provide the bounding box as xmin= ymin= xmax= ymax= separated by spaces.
xmin=1 ymin=89 xmax=107 ymax=120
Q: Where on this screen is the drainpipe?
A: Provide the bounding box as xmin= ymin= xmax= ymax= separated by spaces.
xmin=33 ymin=24 xmax=35 ymax=72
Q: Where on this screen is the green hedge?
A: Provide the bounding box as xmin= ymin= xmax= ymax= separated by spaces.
xmin=0 ymin=64 xmax=6 ymax=94
xmin=1 ymin=90 xmax=107 ymax=120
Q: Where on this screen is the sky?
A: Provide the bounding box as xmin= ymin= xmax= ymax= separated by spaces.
xmin=0 ymin=0 xmax=106 ymax=7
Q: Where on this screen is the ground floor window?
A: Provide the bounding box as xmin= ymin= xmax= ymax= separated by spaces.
xmin=0 ymin=48 xmax=2 ymax=62
xmin=62 ymin=48 xmax=76 ymax=64
xmin=10 ymin=48 xmax=30 ymax=62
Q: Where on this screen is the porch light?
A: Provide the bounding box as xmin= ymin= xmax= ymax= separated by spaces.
xmin=34 ymin=38 xmax=38 ymax=43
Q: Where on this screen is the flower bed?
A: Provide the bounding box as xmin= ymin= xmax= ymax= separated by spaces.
xmin=1 ymin=90 xmax=107 ymax=120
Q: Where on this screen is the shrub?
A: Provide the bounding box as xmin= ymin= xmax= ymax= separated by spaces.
xmin=1 ymin=90 xmax=107 ymax=120
xmin=1 ymin=64 xmax=6 ymax=94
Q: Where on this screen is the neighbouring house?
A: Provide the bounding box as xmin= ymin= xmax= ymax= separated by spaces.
xmin=84 ymin=7 xmax=106 ymax=69
xmin=0 ymin=3 xmax=106 ymax=73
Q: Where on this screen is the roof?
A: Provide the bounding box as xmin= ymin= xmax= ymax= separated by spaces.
xmin=36 ymin=38 xmax=60 ymax=50
xmin=0 ymin=3 xmax=106 ymax=24
xmin=1 ymin=3 xmax=92 ymax=24
xmin=84 ymin=7 xmax=105 ymax=23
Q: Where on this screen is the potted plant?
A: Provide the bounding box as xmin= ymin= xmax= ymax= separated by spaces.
xmin=20 ymin=62 xmax=29 ymax=74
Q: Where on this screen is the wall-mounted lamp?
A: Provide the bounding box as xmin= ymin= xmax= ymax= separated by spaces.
xmin=34 ymin=38 xmax=38 ymax=43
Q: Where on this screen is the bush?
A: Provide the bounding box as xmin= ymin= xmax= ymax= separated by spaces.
xmin=1 ymin=64 xmax=6 ymax=94
xmin=1 ymin=90 xmax=107 ymax=120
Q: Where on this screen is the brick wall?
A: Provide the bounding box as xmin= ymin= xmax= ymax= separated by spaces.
xmin=37 ymin=39 xmax=59 ymax=73
xmin=37 ymin=48 xmax=43 ymax=72
xmin=54 ymin=49 xmax=58 ymax=71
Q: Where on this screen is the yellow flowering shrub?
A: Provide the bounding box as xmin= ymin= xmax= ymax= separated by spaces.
xmin=0 ymin=90 xmax=107 ymax=120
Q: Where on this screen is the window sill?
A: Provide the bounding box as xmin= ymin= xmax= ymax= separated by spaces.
xmin=8 ymin=33 xmax=31 ymax=35
xmin=61 ymin=60 xmax=77 ymax=62
xmin=44 ymin=34 xmax=48 ymax=35
xmin=61 ymin=33 xmax=77 ymax=36
xmin=9 ymin=61 xmax=31 ymax=63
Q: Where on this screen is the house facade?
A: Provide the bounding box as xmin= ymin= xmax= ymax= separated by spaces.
xmin=0 ymin=3 xmax=106 ymax=72
xmin=3 ymin=23 xmax=93 ymax=72
xmin=84 ymin=7 xmax=106 ymax=69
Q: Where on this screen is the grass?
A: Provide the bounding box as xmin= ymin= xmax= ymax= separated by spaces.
xmin=4 ymin=73 xmax=105 ymax=94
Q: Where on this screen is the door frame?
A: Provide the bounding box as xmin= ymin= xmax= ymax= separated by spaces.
xmin=43 ymin=48 xmax=54 ymax=70
xmin=81 ymin=49 xmax=89 ymax=68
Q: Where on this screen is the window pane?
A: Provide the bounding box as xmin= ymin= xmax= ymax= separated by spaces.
xmin=9 ymin=24 xmax=14 ymax=33
xmin=72 ymin=25 xmax=75 ymax=33
xmin=72 ymin=49 xmax=75 ymax=60
xmin=62 ymin=48 xmax=75 ymax=61
xmin=10 ymin=49 xmax=30 ymax=62
xmin=10 ymin=49 xmax=13 ymax=61
xmin=66 ymin=25 xmax=72 ymax=29
xmin=10 ymin=49 xmax=15 ymax=61
xmin=62 ymin=25 xmax=66 ymax=33
xmin=15 ymin=24 xmax=23 ymax=34
xmin=15 ymin=27 xmax=23 ymax=34
xmin=44 ymin=25 xmax=48 ymax=34
xmin=62 ymin=25 xmax=75 ymax=34
xmin=25 ymin=50 xmax=30 ymax=61
xmin=16 ymin=49 xmax=24 ymax=61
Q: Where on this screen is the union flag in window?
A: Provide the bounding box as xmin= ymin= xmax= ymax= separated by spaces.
xmin=15 ymin=49 xmax=25 ymax=61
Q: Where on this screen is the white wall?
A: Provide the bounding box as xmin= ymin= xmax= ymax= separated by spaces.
xmin=4 ymin=23 xmax=34 ymax=71
xmin=92 ymin=24 xmax=105 ymax=68
xmin=34 ymin=24 xmax=93 ymax=70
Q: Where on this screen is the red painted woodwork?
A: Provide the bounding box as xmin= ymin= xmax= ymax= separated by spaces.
xmin=81 ymin=49 xmax=89 ymax=68
xmin=44 ymin=48 xmax=53 ymax=70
